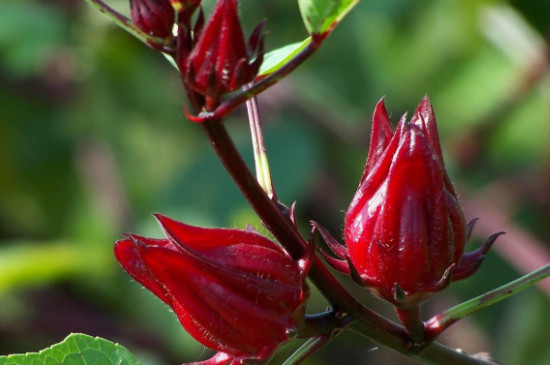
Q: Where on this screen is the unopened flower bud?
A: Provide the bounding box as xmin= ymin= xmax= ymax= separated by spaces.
xmin=114 ymin=214 xmax=308 ymax=364
xmin=180 ymin=0 xmax=264 ymax=101
xmin=320 ymin=96 xmax=500 ymax=308
xmin=130 ymin=0 xmax=175 ymax=39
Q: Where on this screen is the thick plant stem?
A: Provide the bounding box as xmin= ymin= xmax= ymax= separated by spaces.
xmin=350 ymin=320 xmax=498 ymax=365
xmin=203 ymin=120 xmax=308 ymax=259
xmin=395 ymin=306 xmax=426 ymax=344
xmin=201 ymin=120 xmax=496 ymax=365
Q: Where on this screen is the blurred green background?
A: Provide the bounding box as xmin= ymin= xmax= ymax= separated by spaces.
xmin=1 ymin=0 xmax=549 ymax=364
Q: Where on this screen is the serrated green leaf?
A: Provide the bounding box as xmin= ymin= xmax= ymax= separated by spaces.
xmin=298 ymin=0 xmax=359 ymax=35
xmin=258 ymin=37 xmax=311 ymax=77
xmin=0 ymin=334 xmax=141 ymax=365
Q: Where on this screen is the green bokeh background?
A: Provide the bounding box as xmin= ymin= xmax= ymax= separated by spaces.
xmin=1 ymin=0 xmax=549 ymax=364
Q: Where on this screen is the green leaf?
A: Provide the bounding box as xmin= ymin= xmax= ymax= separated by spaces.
xmin=258 ymin=38 xmax=311 ymax=77
xmin=0 ymin=334 xmax=141 ymax=365
xmin=298 ymin=0 xmax=360 ymax=35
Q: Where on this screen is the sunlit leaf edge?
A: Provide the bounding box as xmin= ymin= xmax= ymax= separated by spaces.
xmin=258 ymin=37 xmax=311 ymax=77
xmin=0 ymin=333 xmax=141 ymax=365
xmin=298 ymin=0 xmax=360 ymax=34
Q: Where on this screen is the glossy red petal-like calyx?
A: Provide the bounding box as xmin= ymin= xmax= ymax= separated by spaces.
xmin=182 ymin=0 xmax=265 ymax=97
xmin=114 ymin=214 xmax=308 ymax=363
xmin=344 ymin=97 xmax=500 ymax=308
xmin=130 ymin=0 xmax=175 ymax=39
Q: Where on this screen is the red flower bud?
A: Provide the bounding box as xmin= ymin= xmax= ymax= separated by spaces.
xmin=181 ymin=0 xmax=264 ymax=99
xmin=339 ymin=96 xmax=500 ymax=307
xmin=130 ymin=0 xmax=175 ymax=39
xmin=114 ymin=214 xmax=308 ymax=364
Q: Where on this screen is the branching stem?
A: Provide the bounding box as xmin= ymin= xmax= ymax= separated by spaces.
xmin=426 ymin=263 xmax=550 ymax=340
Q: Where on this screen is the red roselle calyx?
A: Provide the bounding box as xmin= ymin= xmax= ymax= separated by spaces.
xmin=130 ymin=0 xmax=175 ymax=39
xmin=129 ymin=0 xmax=202 ymax=50
xmin=114 ymin=214 xmax=309 ymax=364
xmin=180 ymin=0 xmax=264 ymax=102
xmin=320 ymin=96 xmax=501 ymax=310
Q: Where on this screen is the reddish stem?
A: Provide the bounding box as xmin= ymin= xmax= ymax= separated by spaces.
xmin=395 ymin=305 xmax=426 ymax=344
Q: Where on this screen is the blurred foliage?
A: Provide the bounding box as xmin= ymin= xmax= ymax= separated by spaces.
xmin=0 ymin=0 xmax=549 ymax=364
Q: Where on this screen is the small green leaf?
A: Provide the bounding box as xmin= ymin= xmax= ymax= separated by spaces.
xmin=0 ymin=334 xmax=141 ymax=365
xmin=258 ymin=38 xmax=311 ymax=77
xmin=298 ymin=0 xmax=360 ymax=35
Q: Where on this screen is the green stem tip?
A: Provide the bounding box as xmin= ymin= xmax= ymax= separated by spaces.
xmin=426 ymin=263 xmax=550 ymax=340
